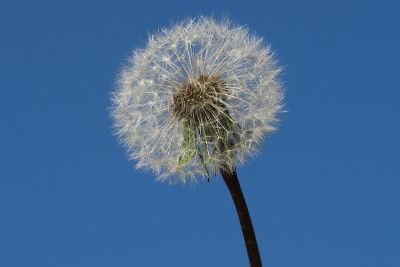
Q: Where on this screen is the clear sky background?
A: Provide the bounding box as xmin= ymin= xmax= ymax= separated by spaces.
xmin=1 ymin=0 xmax=399 ymax=266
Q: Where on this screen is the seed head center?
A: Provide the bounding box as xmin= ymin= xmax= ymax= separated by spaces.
xmin=172 ymin=75 xmax=227 ymax=125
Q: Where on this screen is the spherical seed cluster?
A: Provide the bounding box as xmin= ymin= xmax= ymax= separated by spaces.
xmin=111 ymin=17 xmax=283 ymax=183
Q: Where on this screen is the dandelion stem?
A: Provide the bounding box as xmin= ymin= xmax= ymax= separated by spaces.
xmin=220 ymin=166 xmax=262 ymax=267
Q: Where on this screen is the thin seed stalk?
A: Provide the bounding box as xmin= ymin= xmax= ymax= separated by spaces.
xmin=220 ymin=164 xmax=262 ymax=267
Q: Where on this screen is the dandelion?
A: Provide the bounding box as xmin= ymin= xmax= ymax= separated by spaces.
xmin=111 ymin=17 xmax=283 ymax=266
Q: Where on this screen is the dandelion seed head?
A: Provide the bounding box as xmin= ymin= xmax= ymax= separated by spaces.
xmin=111 ymin=17 xmax=284 ymax=183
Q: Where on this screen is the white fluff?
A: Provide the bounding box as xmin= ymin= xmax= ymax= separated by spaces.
xmin=111 ymin=17 xmax=283 ymax=183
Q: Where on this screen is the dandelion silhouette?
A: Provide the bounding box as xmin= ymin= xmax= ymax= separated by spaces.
xmin=112 ymin=17 xmax=283 ymax=267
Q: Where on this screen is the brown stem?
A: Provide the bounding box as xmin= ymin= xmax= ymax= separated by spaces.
xmin=220 ymin=165 xmax=263 ymax=267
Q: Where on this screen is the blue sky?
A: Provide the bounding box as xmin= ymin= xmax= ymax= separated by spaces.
xmin=1 ymin=0 xmax=399 ymax=266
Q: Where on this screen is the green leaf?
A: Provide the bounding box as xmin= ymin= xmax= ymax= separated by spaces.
xmin=178 ymin=149 xmax=196 ymax=167
xmin=177 ymin=122 xmax=196 ymax=167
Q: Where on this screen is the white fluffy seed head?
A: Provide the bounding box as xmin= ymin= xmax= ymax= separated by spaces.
xmin=111 ymin=17 xmax=284 ymax=183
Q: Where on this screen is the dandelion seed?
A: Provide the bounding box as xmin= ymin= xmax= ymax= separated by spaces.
xmin=112 ymin=17 xmax=283 ymax=182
